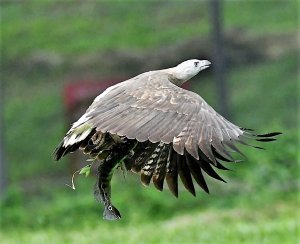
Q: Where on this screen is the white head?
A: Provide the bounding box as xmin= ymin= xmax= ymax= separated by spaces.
xmin=170 ymin=59 xmax=211 ymax=85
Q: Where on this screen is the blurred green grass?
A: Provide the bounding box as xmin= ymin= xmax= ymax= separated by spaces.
xmin=1 ymin=1 xmax=299 ymax=243
xmin=1 ymin=177 xmax=298 ymax=243
xmin=2 ymin=1 xmax=297 ymax=61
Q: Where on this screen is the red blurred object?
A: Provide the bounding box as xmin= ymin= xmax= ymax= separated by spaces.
xmin=64 ymin=80 xmax=120 ymax=112
xmin=64 ymin=79 xmax=190 ymax=112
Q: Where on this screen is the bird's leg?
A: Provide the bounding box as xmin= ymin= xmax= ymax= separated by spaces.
xmin=94 ymin=153 xmax=120 ymax=220
xmin=93 ymin=138 xmax=135 ymax=220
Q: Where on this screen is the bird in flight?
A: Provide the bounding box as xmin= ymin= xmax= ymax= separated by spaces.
xmin=54 ymin=59 xmax=280 ymax=220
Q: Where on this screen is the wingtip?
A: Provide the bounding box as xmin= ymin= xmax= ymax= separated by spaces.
xmin=234 ymin=159 xmax=244 ymax=163
xmin=256 ymin=138 xmax=277 ymax=142
xmin=257 ymin=132 xmax=282 ymax=137
xmin=168 ymin=185 xmax=178 ymax=198
xmin=189 ymin=189 xmax=196 ymax=197
xmin=254 ymin=146 xmax=265 ymax=150
xmin=240 ymin=127 xmax=255 ymax=132
xmin=53 ymin=141 xmax=64 ymax=161
xmin=202 ymin=184 xmax=210 ymax=194
xmin=153 ymin=180 xmax=164 ymax=192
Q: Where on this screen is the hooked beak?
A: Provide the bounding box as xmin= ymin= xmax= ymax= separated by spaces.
xmin=200 ymin=60 xmax=211 ymax=71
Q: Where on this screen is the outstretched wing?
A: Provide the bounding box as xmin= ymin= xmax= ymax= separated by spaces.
xmin=57 ymin=71 xmax=280 ymax=196
xmin=83 ymin=71 xmax=247 ymax=163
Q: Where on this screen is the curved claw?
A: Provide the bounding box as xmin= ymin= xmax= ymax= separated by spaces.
xmin=103 ymin=204 xmax=122 ymax=220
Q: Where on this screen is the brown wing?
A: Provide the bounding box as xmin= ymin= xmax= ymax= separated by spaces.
xmin=57 ymin=70 xmax=281 ymax=196
xmin=84 ymin=71 xmax=246 ymax=163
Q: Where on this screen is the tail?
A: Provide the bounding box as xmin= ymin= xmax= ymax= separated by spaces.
xmin=53 ymin=139 xmax=82 ymax=161
xmin=53 ymin=126 xmax=94 ymax=161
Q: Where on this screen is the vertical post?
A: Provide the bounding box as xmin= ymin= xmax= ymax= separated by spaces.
xmin=210 ymin=0 xmax=230 ymax=118
xmin=0 ymin=77 xmax=8 ymax=197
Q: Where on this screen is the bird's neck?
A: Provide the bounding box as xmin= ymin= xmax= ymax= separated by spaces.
xmin=165 ymin=68 xmax=188 ymax=86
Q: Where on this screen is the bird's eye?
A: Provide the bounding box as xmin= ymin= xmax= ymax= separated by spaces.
xmin=194 ymin=61 xmax=199 ymax=67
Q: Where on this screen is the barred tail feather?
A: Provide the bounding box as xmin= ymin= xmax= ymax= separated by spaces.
xmin=166 ymin=148 xmax=178 ymax=197
xmin=141 ymin=142 xmax=164 ymax=186
xmin=152 ymin=145 xmax=169 ymax=191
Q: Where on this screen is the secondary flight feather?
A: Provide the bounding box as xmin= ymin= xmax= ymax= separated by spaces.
xmin=54 ymin=59 xmax=281 ymax=220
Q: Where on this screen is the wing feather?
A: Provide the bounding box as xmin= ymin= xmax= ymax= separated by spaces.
xmin=197 ymin=153 xmax=226 ymax=183
xmin=184 ymin=120 xmax=200 ymax=160
xmin=100 ymin=107 xmax=138 ymax=133
xmin=109 ymin=109 xmax=147 ymax=136
xmin=161 ymin=113 xmax=189 ymax=143
xmin=131 ymin=142 xmax=158 ymax=173
xmin=148 ymin=111 xmax=178 ymax=143
xmin=165 ymin=149 xmax=179 ymax=197
xmin=152 ymin=145 xmax=169 ymax=191
xmin=141 ymin=142 xmax=164 ymax=186
xmin=177 ymin=154 xmax=196 ymax=196
xmin=135 ymin=112 xmax=170 ymax=142
xmin=185 ymin=154 xmax=209 ymax=193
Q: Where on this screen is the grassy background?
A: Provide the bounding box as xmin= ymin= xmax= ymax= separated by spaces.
xmin=1 ymin=1 xmax=299 ymax=243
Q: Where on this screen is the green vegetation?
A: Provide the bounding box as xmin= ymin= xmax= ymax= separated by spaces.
xmin=1 ymin=1 xmax=298 ymax=243
xmin=1 ymin=179 xmax=298 ymax=243
xmin=2 ymin=1 xmax=297 ymax=61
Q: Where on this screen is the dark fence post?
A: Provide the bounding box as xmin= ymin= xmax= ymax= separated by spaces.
xmin=210 ymin=0 xmax=230 ymax=118
xmin=0 ymin=78 xmax=8 ymax=198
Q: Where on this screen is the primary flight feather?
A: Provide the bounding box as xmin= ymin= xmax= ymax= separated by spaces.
xmin=54 ymin=59 xmax=281 ymax=220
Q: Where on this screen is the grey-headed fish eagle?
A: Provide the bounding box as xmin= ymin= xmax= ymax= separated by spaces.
xmin=54 ymin=59 xmax=281 ymax=220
